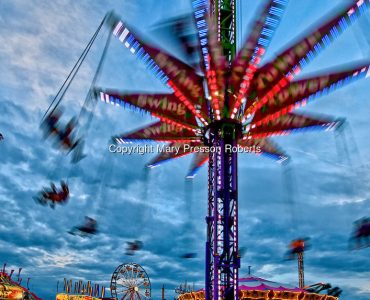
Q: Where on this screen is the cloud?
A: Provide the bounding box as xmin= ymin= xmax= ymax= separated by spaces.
xmin=1 ymin=1 xmax=370 ymax=300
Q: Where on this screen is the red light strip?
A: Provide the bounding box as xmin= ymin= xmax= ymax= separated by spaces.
xmin=244 ymin=122 xmax=339 ymax=140
xmin=152 ymin=113 xmax=198 ymax=132
xmin=242 ymin=66 xmax=298 ymax=122
xmin=206 ymin=67 xmax=222 ymax=120
xmin=167 ymin=80 xmax=209 ymax=126
xmin=230 ymin=48 xmax=265 ymax=119
xmin=116 ymin=138 xmax=201 ymax=144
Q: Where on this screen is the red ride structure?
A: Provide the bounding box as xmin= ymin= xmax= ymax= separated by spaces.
xmin=91 ymin=1 xmax=370 ymax=300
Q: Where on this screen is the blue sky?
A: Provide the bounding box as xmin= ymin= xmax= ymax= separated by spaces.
xmin=1 ymin=0 xmax=370 ymax=300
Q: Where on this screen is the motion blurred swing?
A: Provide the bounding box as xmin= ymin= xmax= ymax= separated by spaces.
xmin=281 ymin=125 xmax=354 ymax=291
xmin=180 ymin=179 xmax=198 ymax=259
xmin=281 ymin=161 xmax=310 ymax=288
xmin=124 ymin=169 xmax=152 ymax=255
xmin=35 ymin=12 xmax=113 ymax=209
xmin=333 ymin=124 xmax=370 ymax=250
xmin=67 ymin=140 xmax=114 ymax=237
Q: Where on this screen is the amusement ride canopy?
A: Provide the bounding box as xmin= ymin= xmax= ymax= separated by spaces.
xmin=88 ymin=0 xmax=370 ymax=300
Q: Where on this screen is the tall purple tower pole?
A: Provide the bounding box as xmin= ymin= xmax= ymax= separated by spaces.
xmin=205 ymin=120 xmax=241 ymax=300
xmin=203 ymin=1 xmax=239 ymax=300
xmin=200 ymin=1 xmax=239 ymax=299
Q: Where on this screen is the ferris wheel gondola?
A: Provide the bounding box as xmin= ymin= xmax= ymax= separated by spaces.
xmin=110 ymin=263 xmax=151 ymax=300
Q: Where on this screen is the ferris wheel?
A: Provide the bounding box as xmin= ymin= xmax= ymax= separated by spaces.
xmin=110 ymin=263 xmax=151 ymax=300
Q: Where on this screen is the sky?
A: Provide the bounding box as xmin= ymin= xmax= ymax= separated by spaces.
xmin=1 ymin=0 xmax=370 ymax=300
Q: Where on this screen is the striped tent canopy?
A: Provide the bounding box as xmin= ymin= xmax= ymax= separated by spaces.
xmin=239 ymin=277 xmax=303 ymax=292
xmin=178 ymin=277 xmax=339 ymax=300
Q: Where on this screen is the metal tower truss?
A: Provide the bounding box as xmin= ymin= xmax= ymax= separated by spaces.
xmin=210 ymin=0 xmax=236 ymax=61
xmin=206 ymin=121 xmax=241 ymax=300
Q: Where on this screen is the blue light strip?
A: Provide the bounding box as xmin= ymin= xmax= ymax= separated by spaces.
xmin=281 ymin=1 xmax=370 ymax=85
xmin=99 ymin=92 xmax=153 ymax=117
xmin=186 ymin=166 xmax=202 ymax=178
xmin=112 ymin=21 xmax=170 ymax=85
xmin=192 ymin=0 xmax=210 ymax=70
xmin=282 ymin=123 xmax=339 ymax=134
xmin=251 ymin=0 xmax=288 ymax=61
xmin=300 ymin=66 xmax=370 ymax=106
xmin=147 ymin=156 xmax=180 ymax=168
xmin=294 ymin=0 xmax=370 ymax=71
xmin=253 ymin=121 xmax=340 ymax=139
xmin=186 ymin=163 xmax=205 ymax=178
xmin=261 ymin=152 xmax=289 ymax=163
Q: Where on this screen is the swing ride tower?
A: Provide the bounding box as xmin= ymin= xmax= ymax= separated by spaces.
xmin=204 ymin=2 xmax=239 ymax=300
xmin=51 ymin=0 xmax=370 ymax=299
